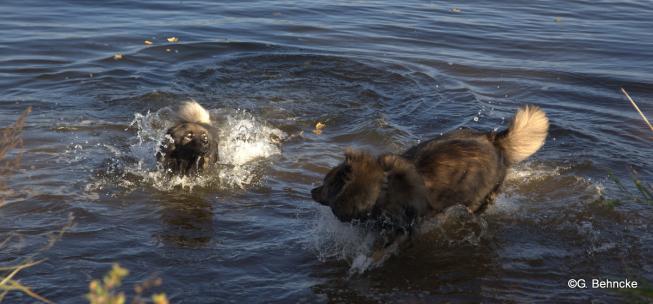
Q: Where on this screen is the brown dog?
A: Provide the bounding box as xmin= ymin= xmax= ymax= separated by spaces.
xmin=311 ymin=106 xmax=549 ymax=242
xmin=312 ymin=151 xmax=431 ymax=231
xmin=157 ymin=101 xmax=220 ymax=175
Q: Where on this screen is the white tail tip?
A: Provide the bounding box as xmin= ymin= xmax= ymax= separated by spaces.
xmin=501 ymin=105 xmax=549 ymax=164
xmin=177 ymin=100 xmax=211 ymax=124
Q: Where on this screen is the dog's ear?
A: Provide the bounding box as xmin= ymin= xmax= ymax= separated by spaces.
xmin=378 ymin=154 xmax=396 ymax=171
xmin=343 ymin=148 xmax=363 ymax=178
xmin=345 ymin=148 xmax=377 ymax=163
xmin=379 ymin=154 xmax=414 ymax=172
xmin=344 ymin=148 xmax=368 ymax=166
xmin=344 ymin=148 xmax=356 ymax=165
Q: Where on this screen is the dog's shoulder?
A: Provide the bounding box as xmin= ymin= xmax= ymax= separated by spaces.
xmin=375 ymin=154 xmax=431 ymax=226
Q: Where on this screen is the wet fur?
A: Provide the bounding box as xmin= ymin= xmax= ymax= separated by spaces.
xmin=312 ymin=151 xmax=431 ymax=226
xmin=402 ymin=128 xmax=506 ymax=214
xmin=157 ymin=101 xmax=220 ymax=175
xmin=311 ymin=106 xmax=549 ymax=248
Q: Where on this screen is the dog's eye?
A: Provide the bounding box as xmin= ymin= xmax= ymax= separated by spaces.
xmin=184 ymin=132 xmax=193 ymax=139
xmin=201 ymin=133 xmax=208 ymax=142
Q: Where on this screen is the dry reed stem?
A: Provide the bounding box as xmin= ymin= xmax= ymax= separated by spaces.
xmin=621 ymin=87 xmax=653 ymax=134
xmin=0 ymin=279 xmax=53 ymax=304
xmin=0 ymin=107 xmax=31 ymax=208
xmin=0 ymin=107 xmax=31 ymax=169
xmin=0 ymin=260 xmax=44 ymax=286
xmin=0 ymin=107 xmax=56 ymax=304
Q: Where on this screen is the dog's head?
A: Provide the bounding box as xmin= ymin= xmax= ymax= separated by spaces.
xmin=311 ymin=149 xmax=385 ymax=222
xmin=158 ymin=122 xmax=216 ymax=174
xmin=166 ymin=122 xmax=213 ymax=156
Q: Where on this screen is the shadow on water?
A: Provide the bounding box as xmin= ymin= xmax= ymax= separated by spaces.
xmin=312 ymin=230 xmax=498 ymax=303
xmin=155 ymin=192 xmax=215 ymax=248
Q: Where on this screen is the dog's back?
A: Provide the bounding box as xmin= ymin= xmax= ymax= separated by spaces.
xmin=403 ymin=129 xmax=506 ymax=213
xmin=403 ymin=106 xmax=549 ymax=213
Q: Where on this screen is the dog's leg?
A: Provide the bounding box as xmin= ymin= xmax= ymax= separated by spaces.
xmin=469 ymin=183 xmax=501 ymax=214
xmin=370 ymin=230 xmax=411 ymax=264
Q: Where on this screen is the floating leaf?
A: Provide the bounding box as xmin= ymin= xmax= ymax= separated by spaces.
xmin=313 ymin=121 xmax=326 ymax=135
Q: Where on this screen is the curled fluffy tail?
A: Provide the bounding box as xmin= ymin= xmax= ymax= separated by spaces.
xmin=497 ymin=105 xmax=549 ymax=164
xmin=177 ymin=100 xmax=211 ymax=124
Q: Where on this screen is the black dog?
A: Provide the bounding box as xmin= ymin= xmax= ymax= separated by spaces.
xmin=157 ymin=101 xmax=220 ymax=175
xmin=312 ymin=106 xmax=549 ymax=246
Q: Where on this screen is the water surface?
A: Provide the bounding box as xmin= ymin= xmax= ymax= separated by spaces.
xmin=1 ymin=0 xmax=653 ymax=303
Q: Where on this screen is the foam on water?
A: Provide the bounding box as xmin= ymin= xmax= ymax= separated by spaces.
xmin=309 ymin=204 xmax=489 ymax=274
xmin=86 ymin=105 xmax=286 ymax=194
xmin=495 ymin=161 xmax=604 ymax=212
xmin=215 ymin=109 xmax=286 ymax=188
xmin=505 ymin=162 xmax=569 ymax=182
xmin=491 ymin=162 xmax=620 ymax=256
xmin=308 ymin=161 xmax=604 ymax=274
xmin=308 ymin=207 xmax=380 ymax=274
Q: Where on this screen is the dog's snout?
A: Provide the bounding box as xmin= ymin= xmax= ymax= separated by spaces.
xmin=311 ymin=186 xmax=328 ymax=205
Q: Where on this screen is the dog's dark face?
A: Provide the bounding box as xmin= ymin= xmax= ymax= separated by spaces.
xmin=158 ymin=122 xmax=217 ymax=174
xmin=311 ymin=150 xmax=385 ymax=222
xmin=311 ymin=163 xmax=348 ymax=205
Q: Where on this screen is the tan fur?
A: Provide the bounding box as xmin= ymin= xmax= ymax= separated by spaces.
xmin=499 ymin=105 xmax=549 ymax=164
xmin=177 ymin=100 xmax=211 ymax=124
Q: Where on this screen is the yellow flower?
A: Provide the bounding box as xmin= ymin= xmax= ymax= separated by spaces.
xmin=152 ymin=293 xmax=169 ymax=304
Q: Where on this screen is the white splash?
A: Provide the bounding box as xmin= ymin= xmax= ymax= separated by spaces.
xmin=308 ymin=204 xmax=488 ymax=274
xmin=505 ymin=161 xmax=569 ymax=183
xmin=308 ymin=207 xmax=388 ymax=274
xmin=215 ymin=110 xmax=286 ymax=188
xmin=87 ymin=105 xmax=285 ymax=193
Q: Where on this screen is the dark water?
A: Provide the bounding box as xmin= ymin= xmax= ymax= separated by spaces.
xmin=1 ymin=0 xmax=653 ymax=303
